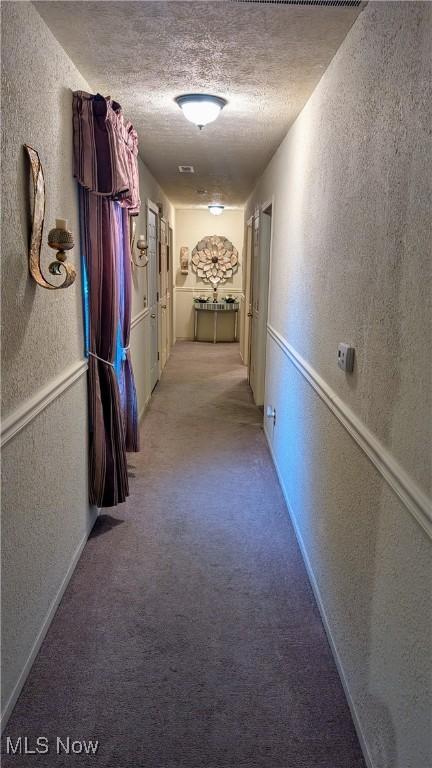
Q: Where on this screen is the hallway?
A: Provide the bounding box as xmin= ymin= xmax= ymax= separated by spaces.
xmin=3 ymin=343 xmax=365 ymax=768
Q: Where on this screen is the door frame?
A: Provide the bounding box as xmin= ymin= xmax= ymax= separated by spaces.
xmin=243 ymin=216 xmax=253 ymax=370
xmin=260 ymin=197 xmax=274 ymax=406
xmin=247 ymin=215 xmax=255 ymax=383
xmin=261 ymin=196 xmax=275 ymax=314
xmin=159 ymin=216 xmax=169 ymax=370
xmin=147 ymin=198 xmax=160 ymax=391
xmin=168 ymin=225 xmax=174 ymax=352
xmin=248 ymin=197 xmax=274 ymax=405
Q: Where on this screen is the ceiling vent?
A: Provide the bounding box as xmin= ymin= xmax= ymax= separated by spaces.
xmin=178 ymin=165 xmax=195 ymax=173
xmin=231 ymin=0 xmax=362 ymax=6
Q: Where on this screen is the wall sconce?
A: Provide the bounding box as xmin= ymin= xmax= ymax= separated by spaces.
xmin=24 ymin=144 xmax=76 ymax=289
xmin=133 ymin=234 xmax=148 ymax=268
xmin=180 ymin=246 xmax=189 ymax=274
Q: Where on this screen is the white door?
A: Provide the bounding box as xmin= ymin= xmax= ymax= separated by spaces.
xmin=168 ymin=226 xmax=174 ymax=352
xmin=249 ymin=213 xmax=260 ymax=397
xmin=249 ymin=205 xmax=272 ymax=406
xmin=240 ymin=220 xmax=253 ymax=366
xmin=159 ymin=218 xmax=168 ymax=369
xmin=147 ymin=203 xmax=159 ymax=391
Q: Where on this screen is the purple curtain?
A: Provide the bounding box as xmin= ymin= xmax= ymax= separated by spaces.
xmin=73 ymin=91 xmax=140 ymax=507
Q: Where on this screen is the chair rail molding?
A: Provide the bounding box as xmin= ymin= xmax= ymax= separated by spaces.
xmin=1 ymin=359 xmax=88 ymax=447
xmin=131 ymin=307 xmax=150 ymax=330
xmin=175 ymin=286 xmax=243 ymax=294
xmin=267 ymin=323 xmax=432 ymax=540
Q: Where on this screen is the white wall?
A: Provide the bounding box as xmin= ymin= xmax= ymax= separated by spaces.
xmin=247 ymin=4 xmax=432 ymax=768
xmin=1 ymin=1 xmax=96 ymax=728
xmin=174 ymin=208 xmax=244 ymax=340
xmin=0 ymin=0 xmax=175 ymax=727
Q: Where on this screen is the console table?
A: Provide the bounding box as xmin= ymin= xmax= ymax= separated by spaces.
xmin=194 ymin=302 xmax=239 ymax=343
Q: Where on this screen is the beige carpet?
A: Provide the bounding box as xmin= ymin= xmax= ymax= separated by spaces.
xmin=2 ymin=342 xmax=365 ymax=767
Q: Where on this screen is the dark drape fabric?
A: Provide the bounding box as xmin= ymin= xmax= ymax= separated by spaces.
xmin=73 ymin=91 xmax=140 ymax=507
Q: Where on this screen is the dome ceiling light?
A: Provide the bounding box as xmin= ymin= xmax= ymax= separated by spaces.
xmin=175 ymin=94 xmax=227 ymax=129
xmin=208 ymin=204 xmax=225 ymax=216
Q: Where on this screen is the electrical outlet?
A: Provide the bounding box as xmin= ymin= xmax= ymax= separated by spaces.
xmin=266 ymin=405 xmax=276 ymax=426
xmin=338 ymin=343 xmax=355 ymax=373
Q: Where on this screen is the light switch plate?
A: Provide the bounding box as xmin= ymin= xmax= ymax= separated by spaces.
xmin=338 ymin=343 xmax=355 ymax=373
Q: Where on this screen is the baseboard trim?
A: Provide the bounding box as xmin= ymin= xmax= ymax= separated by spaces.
xmin=131 ymin=307 xmax=150 ymax=330
xmin=263 ymin=426 xmax=375 ymax=768
xmin=1 ymin=505 xmax=100 ymax=732
xmin=139 ymin=395 xmax=151 ymax=423
xmin=267 ymin=324 xmax=432 ymax=539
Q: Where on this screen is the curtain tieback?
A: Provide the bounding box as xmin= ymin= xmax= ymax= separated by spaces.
xmin=122 ymin=345 xmax=130 ymax=361
xmin=88 ymin=351 xmax=114 ymax=368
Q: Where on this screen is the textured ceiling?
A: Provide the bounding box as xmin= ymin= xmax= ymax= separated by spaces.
xmin=35 ymin=0 xmax=362 ymax=205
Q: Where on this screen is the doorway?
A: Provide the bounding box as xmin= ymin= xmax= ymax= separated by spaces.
xmin=241 ymin=218 xmax=253 ymax=367
xmin=147 ymin=200 xmax=159 ymax=391
xmin=248 ymin=202 xmax=272 ymax=406
xmin=168 ymin=225 xmax=174 ymax=351
xmin=159 ymin=217 xmax=169 ymax=370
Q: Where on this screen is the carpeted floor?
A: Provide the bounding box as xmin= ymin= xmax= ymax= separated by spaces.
xmin=2 ymin=342 xmax=366 ymax=767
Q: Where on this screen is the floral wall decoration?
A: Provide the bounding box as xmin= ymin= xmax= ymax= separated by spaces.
xmin=191 ymin=235 xmax=239 ymax=287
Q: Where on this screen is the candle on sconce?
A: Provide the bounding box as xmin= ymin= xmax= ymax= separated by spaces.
xmin=134 ymin=233 xmax=149 ymax=268
xmin=47 ymin=218 xmax=74 ymax=260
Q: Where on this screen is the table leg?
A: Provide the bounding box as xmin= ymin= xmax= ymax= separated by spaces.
xmin=234 ymin=311 xmax=238 ymax=342
xmin=194 ymin=310 xmax=198 ymax=341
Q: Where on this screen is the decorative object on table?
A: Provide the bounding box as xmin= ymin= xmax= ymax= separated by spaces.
xmin=191 ymin=235 xmax=238 ymax=287
xmin=24 ymin=144 xmax=76 ymax=289
xmin=222 ymin=295 xmax=238 ymax=303
xmin=180 ymin=246 xmax=189 ymax=274
xmin=134 ymin=233 xmax=149 ymax=267
xmin=193 ymin=296 xmax=209 ymax=303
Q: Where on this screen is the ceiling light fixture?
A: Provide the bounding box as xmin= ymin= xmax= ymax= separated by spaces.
xmin=175 ymin=94 xmax=227 ymax=129
xmin=208 ymin=204 xmax=225 ymax=216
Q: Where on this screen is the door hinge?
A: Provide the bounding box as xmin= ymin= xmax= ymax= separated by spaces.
xmin=157 ymin=352 xmax=160 ymax=361
xmin=157 ymin=291 xmax=159 ymax=301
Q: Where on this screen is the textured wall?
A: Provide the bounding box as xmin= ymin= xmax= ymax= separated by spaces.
xmin=174 ymin=208 xmax=244 ymax=339
xmin=0 ymin=1 xmax=175 ymax=725
xmin=246 ymin=3 xmax=432 ymax=767
xmin=1 ymin=379 xmax=95 ymax=720
xmin=1 ymin=2 xmax=89 ymax=414
xmin=0 ymin=1 xmax=95 ymax=722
